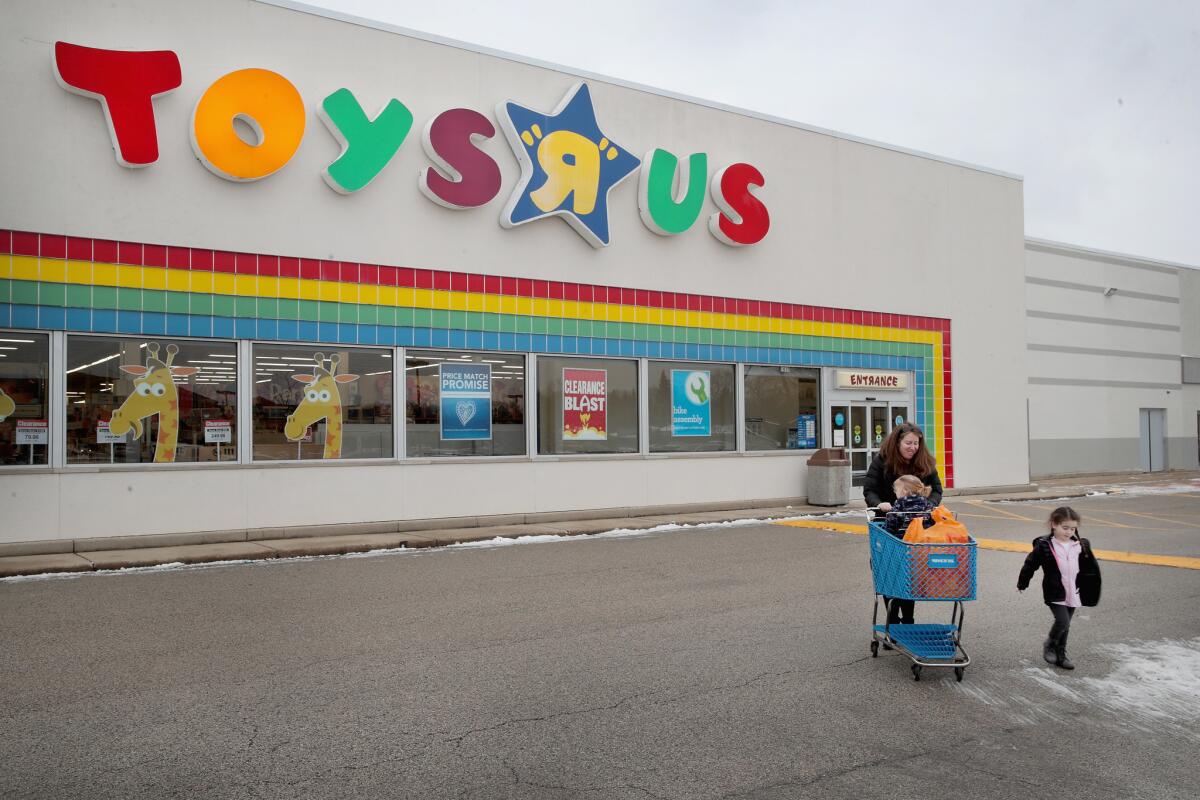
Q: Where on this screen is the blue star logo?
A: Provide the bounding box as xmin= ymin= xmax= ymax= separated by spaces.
xmin=497 ymin=82 xmax=641 ymax=248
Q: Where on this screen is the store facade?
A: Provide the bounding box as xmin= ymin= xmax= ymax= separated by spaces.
xmin=0 ymin=0 xmax=1030 ymax=548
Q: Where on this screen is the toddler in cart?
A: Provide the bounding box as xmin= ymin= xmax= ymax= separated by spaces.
xmin=883 ymin=475 xmax=935 ymax=535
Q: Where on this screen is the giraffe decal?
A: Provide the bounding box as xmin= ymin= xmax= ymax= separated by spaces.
xmin=108 ymin=343 xmax=199 ymax=463
xmin=284 ymin=352 xmax=359 ymax=459
xmin=0 ymin=387 xmax=15 ymax=422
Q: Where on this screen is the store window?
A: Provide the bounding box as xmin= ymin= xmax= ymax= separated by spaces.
xmin=648 ymin=361 xmax=736 ymax=452
xmin=406 ymin=350 xmax=526 ymax=457
xmin=66 ymin=336 xmax=237 ymax=464
xmin=537 ymin=356 xmax=638 ymax=455
xmin=0 ymin=332 xmax=50 ymax=466
xmin=743 ymin=365 xmax=820 ymax=451
xmin=252 ymin=345 xmax=392 ymax=461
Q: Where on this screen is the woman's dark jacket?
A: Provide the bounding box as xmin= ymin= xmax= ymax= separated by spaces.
xmin=862 ymin=453 xmax=943 ymax=507
xmin=1017 ymin=534 xmax=1102 ymax=607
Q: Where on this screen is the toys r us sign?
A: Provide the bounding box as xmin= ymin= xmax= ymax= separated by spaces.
xmin=52 ymin=42 xmax=770 ymax=250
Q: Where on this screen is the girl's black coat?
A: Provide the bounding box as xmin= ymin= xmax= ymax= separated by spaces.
xmin=862 ymin=453 xmax=943 ymax=507
xmin=1017 ymin=534 xmax=1102 ymax=606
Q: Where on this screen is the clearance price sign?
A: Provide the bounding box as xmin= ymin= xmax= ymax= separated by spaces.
xmin=440 ymin=363 xmax=492 ymax=441
xmin=562 ymin=368 xmax=607 ymax=440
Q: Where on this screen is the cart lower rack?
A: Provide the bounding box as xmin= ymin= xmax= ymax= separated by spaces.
xmin=868 ymin=518 xmax=977 ymax=681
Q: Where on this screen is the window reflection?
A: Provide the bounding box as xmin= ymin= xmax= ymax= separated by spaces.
xmin=0 ymin=333 xmax=50 ymax=466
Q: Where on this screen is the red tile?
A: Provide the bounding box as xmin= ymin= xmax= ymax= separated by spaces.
xmin=235 ymin=252 xmax=257 ymax=275
xmin=736 ymin=299 xmax=750 ymax=316
xmin=213 ymin=250 xmax=235 ymax=273
xmin=683 ymin=294 xmax=697 ymax=311
xmin=634 ymin=289 xmax=647 ymax=307
xmin=415 ymin=270 xmax=433 ymax=290
xmin=577 ymin=284 xmax=592 ymax=303
xmin=258 ymin=255 xmax=279 ymax=277
xmin=299 ymin=258 xmax=320 ymax=281
xmin=360 ymin=263 xmax=378 ymax=285
xmin=433 ymin=271 xmax=451 ymax=291
xmin=190 ymin=248 xmax=213 ymax=270
xmin=517 ymin=278 xmax=533 ymax=297
xmin=649 ymin=290 xmax=661 ymax=307
xmin=616 ymin=288 xmax=632 ymax=306
xmin=701 ymin=296 xmax=713 ymax=313
xmin=118 ymin=241 xmax=143 ymax=265
xmin=562 ymin=282 xmax=578 ymax=301
xmin=593 ymin=286 xmax=607 ymax=303
xmin=67 ymin=236 xmax=92 ymax=261
xmin=0 ymin=230 xmax=11 ymax=255
xmin=142 ymin=243 xmax=166 ymax=267
xmin=40 ymin=234 xmax=67 ymax=259
xmin=12 ymin=231 xmax=39 ymax=257
xmin=167 ymin=246 xmax=189 ymax=268
xmin=320 ymin=260 xmax=339 ymax=282
xmin=340 ymin=262 xmax=359 ymax=284
xmin=501 ymin=276 xmax=517 ymax=295
xmin=376 ymin=265 xmax=398 ymax=286
xmin=278 ymin=256 xmax=299 ymax=278
xmin=450 ymin=272 xmax=466 ymax=292
xmin=467 ymin=274 xmax=485 ymax=293
xmin=485 ymin=275 xmax=501 ymax=295
xmin=527 ymin=279 xmax=543 ymax=299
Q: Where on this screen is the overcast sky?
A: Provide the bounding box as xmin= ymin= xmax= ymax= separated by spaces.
xmin=302 ymin=0 xmax=1200 ymax=266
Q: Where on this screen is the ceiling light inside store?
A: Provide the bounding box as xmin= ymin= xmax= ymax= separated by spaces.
xmin=0 ymin=338 xmax=35 ymax=343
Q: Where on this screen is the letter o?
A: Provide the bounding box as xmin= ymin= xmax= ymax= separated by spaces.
xmin=191 ymin=68 xmax=305 ymax=182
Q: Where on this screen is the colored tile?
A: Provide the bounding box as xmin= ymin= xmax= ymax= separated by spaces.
xmin=142 ymin=290 xmax=166 ymax=313
xmin=211 ymin=295 xmax=235 ymax=317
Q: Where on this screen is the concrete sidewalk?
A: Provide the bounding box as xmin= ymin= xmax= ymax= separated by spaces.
xmin=2 ymin=470 xmax=1195 ymax=578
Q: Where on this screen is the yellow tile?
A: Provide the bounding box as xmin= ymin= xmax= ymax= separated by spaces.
xmin=337 ymin=283 xmax=358 ymax=304
xmin=189 ymin=271 xmax=213 ymax=293
xmin=142 ymin=266 xmax=167 ymax=290
xmin=516 ymin=298 xmax=533 ymax=316
xmin=548 ymin=299 xmax=563 ymax=318
xmin=447 ymin=291 xmax=469 ymax=312
xmin=212 ymin=273 xmax=236 ymax=295
xmin=412 ymin=288 xmax=433 ymax=308
xmin=318 ymin=281 xmax=340 ymax=303
xmin=297 ymin=280 xmax=319 ymax=301
xmin=165 ymin=270 xmax=189 ymax=293
xmin=466 ymin=293 xmax=483 ymax=312
xmin=360 ymin=284 xmax=378 ymax=305
xmin=117 ymin=265 xmax=142 ymax=288
xmin=380 ymin=286 xmax=400 ymax=307
xmin=234 ymin=275 xmax=257 ymax=296
xmin=531 ymin=298 xmax=548 ymax=317
xmin=482 ymin=294 xmax=501 ymax=314
xmin=92 ymin=262 xmax=118 ymax=287
xmin=0 ymin=254 xmax=9 ymax=279
xmin=276 ymin=277 xmax=298 ymax=299
xmin=432 ymin=290 xmax=451 ymax=310
xmin=257 ymin=275 xmax=280 ymax=298
xmin=499 ymin=296 xmax=517 ymax=315
xmin=11 ymin=255 xmax=39 ymax=282
xmin=39 ymin=258 xmax=67 ymax=283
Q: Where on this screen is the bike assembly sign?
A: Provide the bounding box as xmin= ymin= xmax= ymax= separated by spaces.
xmin=671 ymin=369 xmax=711 ymax=437
xmin=440 ymin=363 xmax=492 ymax=441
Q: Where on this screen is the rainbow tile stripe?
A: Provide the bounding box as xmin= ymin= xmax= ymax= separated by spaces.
xmin=0 ymin=229 xmax=954 ymax=485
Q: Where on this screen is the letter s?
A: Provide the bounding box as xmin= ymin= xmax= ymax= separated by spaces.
xmin=708 ymin=162 xmax=770 ymax=246
xmin=419 ymin=108 xmax=502 ymax=209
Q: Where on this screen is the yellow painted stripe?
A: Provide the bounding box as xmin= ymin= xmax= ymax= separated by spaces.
xmin=773 ymin=520 xmax=1200 ymax=569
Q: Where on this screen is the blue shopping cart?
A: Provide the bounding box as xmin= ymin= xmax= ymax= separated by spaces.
xmin=868 ymin=513 xmax=976 ymax=681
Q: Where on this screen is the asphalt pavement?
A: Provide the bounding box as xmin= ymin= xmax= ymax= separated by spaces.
xmin=1 ymin=483 xmax=1198 ymax=799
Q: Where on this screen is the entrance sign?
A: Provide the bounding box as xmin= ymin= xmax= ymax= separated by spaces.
xmin=562 ymin=368 xmax=607 ymax=440
xmin=439 ymin=363 xmax=492 ymax=441
xmin=15 ymin=420 xmax=48 ymax=445
xmin=671 ymin=370 xmax=711 ymax=436
xmin=835 ymin=370 xmax=908 ymax=390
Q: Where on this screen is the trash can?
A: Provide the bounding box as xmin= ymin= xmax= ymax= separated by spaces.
xmin=807 ymin=448 xmax=851 ymax=506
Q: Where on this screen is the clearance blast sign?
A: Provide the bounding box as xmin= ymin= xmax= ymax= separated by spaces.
xmin=562 ymin=368 xmax=607 ymax=440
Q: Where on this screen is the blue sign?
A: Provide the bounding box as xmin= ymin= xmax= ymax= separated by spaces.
xmin=895 ymin=414 xmax=904 ymax=426
xmin=927 ymin=554 xmax=959 ymax=569
xmin=835 ymin=412 xmax=845 ymax=427
xmin=794 ymin=413 xmax=817 ymax=449
xmin=440 ymin=363 xmax=492 ymax=441
xmin=671 ymin=369 xmax=711 ymax=436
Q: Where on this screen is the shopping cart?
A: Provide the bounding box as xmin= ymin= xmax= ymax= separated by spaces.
xmin=868 ymin=509 xmax=976 ymax=681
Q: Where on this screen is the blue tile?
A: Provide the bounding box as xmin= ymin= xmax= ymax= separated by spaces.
xmin=464 ymin=330 xmax=483 ymax=350
xmin=431 ymin=328 xmax=449 ymax=348
xmin=142 ymin=312 xmax=166 ymax=335
xmin=481 ymin=332 xmax=500 ymax=351
xmin=235 ymin=318 xmax=257 ymax=339
xmin=117 ymin=310 xmax=141 ymax=334
xmin=545 ymin=335 xmax=561 ymax=352
xmin=356 ymin=324 xmax=376 ymax=345
xmin=38 ymin=306 xmax=66 ymax=330
xmin=498 ymin=333 xmax=515 ymax=351
xmin=446 ymin=329 xmax=466 ymax=349
xmin=258 ymin=319 xmax=278 ymax=340
xmin=67 ymin=308 xmax=91 ymax=330
xmin=514 ymin=334 xmax=531 ymax=352
xmin=561 ymin=336 xmax=577 ymax=354
xmin=297 ymin=321 xmax=319 ymax=342
xmin=277 ymin=319 xmax=299 ymax=341
xmin=382 ymin=326 xmax=402 ymax=346
xmin=337 ymin=323 xmax=356 ymax=343
xmin=189 ymin=315 xmax=212 ymax=336
xmin=166 ymin=314 xmax=188 ymax=336
xmin=413 ymin=328 xmax=431 ymax=347
xmin=92 ymin=309 xmax=118 ymax=332
xmin=213 ymin=317 xmax=235 ymax=339
xmin=0 ymin=304 xmax=11 ymax=327
xmin=12 ymin=305 xmax=37 ymax=329
xmin=532 ymin=334 xmax=547 ymax=352
xmin=317 ymin=322 xmax=339 ymax=343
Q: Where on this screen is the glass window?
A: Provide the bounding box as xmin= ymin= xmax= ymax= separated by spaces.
xmin=406 ymin=350 xmax=526 ymax=457
xmin=537 ymin=356 xmax=638 ymax=455
xmin=743 ymin=365 xmax=820 ymax=451
xmin=252 ymin=345 xmax=392 ymax=461
xmin=648 ymin=361 xmax=735 ymax=452
xmin=0 ymin=332 xmax=50 ymax=466
xmin=66 ymin=336 xmax=237 ymax=464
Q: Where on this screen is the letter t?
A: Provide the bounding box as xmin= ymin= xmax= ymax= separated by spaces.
xmin=53 ymin=41 xmax=181 ymax=167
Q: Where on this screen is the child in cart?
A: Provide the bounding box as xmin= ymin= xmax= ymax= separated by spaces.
xmin=883 ymin=475 xmax=935 ymax=535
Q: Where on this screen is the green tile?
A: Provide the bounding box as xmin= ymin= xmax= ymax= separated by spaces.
xmin=379 ymin=306 xmax=399 ymax=326
xmin=92 ymin=285 xmax=118 ymax=309
xmin=499 ymin=315 xmax=516 ymax=333
xmin=257 ymin=297 xmax=279 ymax=318
xmin=429 ymin=310 xmax=451 ymax=329
xmin=234 ymin=296 xmax=257 ymax=318
xmin=211 ymin=295 xmax=235 ymax=317
xmin=336 ymin=303 xmax=356 ymax=324
xmin=465 ymin=313 xmax=484 ymax=332
xmin=11 ymin=280 xmax=39 ymax=305
xmin=483 ymin=313 xmax=499 ymax=332
xmin=39 ymin=282 xmax=66 ymax=307
xmin=318 ymin=302 xmax=339 ymax=323
xmin=298 ymin=300 xmax=319 ymax=321
xmin=358 ymin=304 xmax=377 ymax=325
xmin=142 ymin=289 xmax=165 ymax=312
xmin=413 ymin=308 xmax=432 ymax=327
xmin=165 ymin=292 xmax=189 ymax=314
xmin=117 ymin=287 xmax=141 ymax=311
xmin=190 ymin=294 xmax=213 ymax=315
xmin=531 ymin=317 xmax=547 ymax=334
xmin=276 ymin=298 xmax=298 ymax=319
xmin=0 ymin=279 xmax=11 ymax=302
xmin=516 ymin=316 xmax=531 ymax=334
xmin=560 ymin=318 xmax=577 ymax=336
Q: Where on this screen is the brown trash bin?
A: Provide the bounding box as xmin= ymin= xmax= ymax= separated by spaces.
xmin=807 ymin=448 xmax=851 ymax=506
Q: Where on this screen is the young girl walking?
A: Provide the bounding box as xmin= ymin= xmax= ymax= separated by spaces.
xmin=1017 ymin=507 xmax=1102 ymax=669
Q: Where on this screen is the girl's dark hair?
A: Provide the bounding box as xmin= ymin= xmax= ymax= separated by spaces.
xmin=880 ymin=422 xmax=937 ymax=477
xmin=1048 ymin=506 xmax=1082 ymax=527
